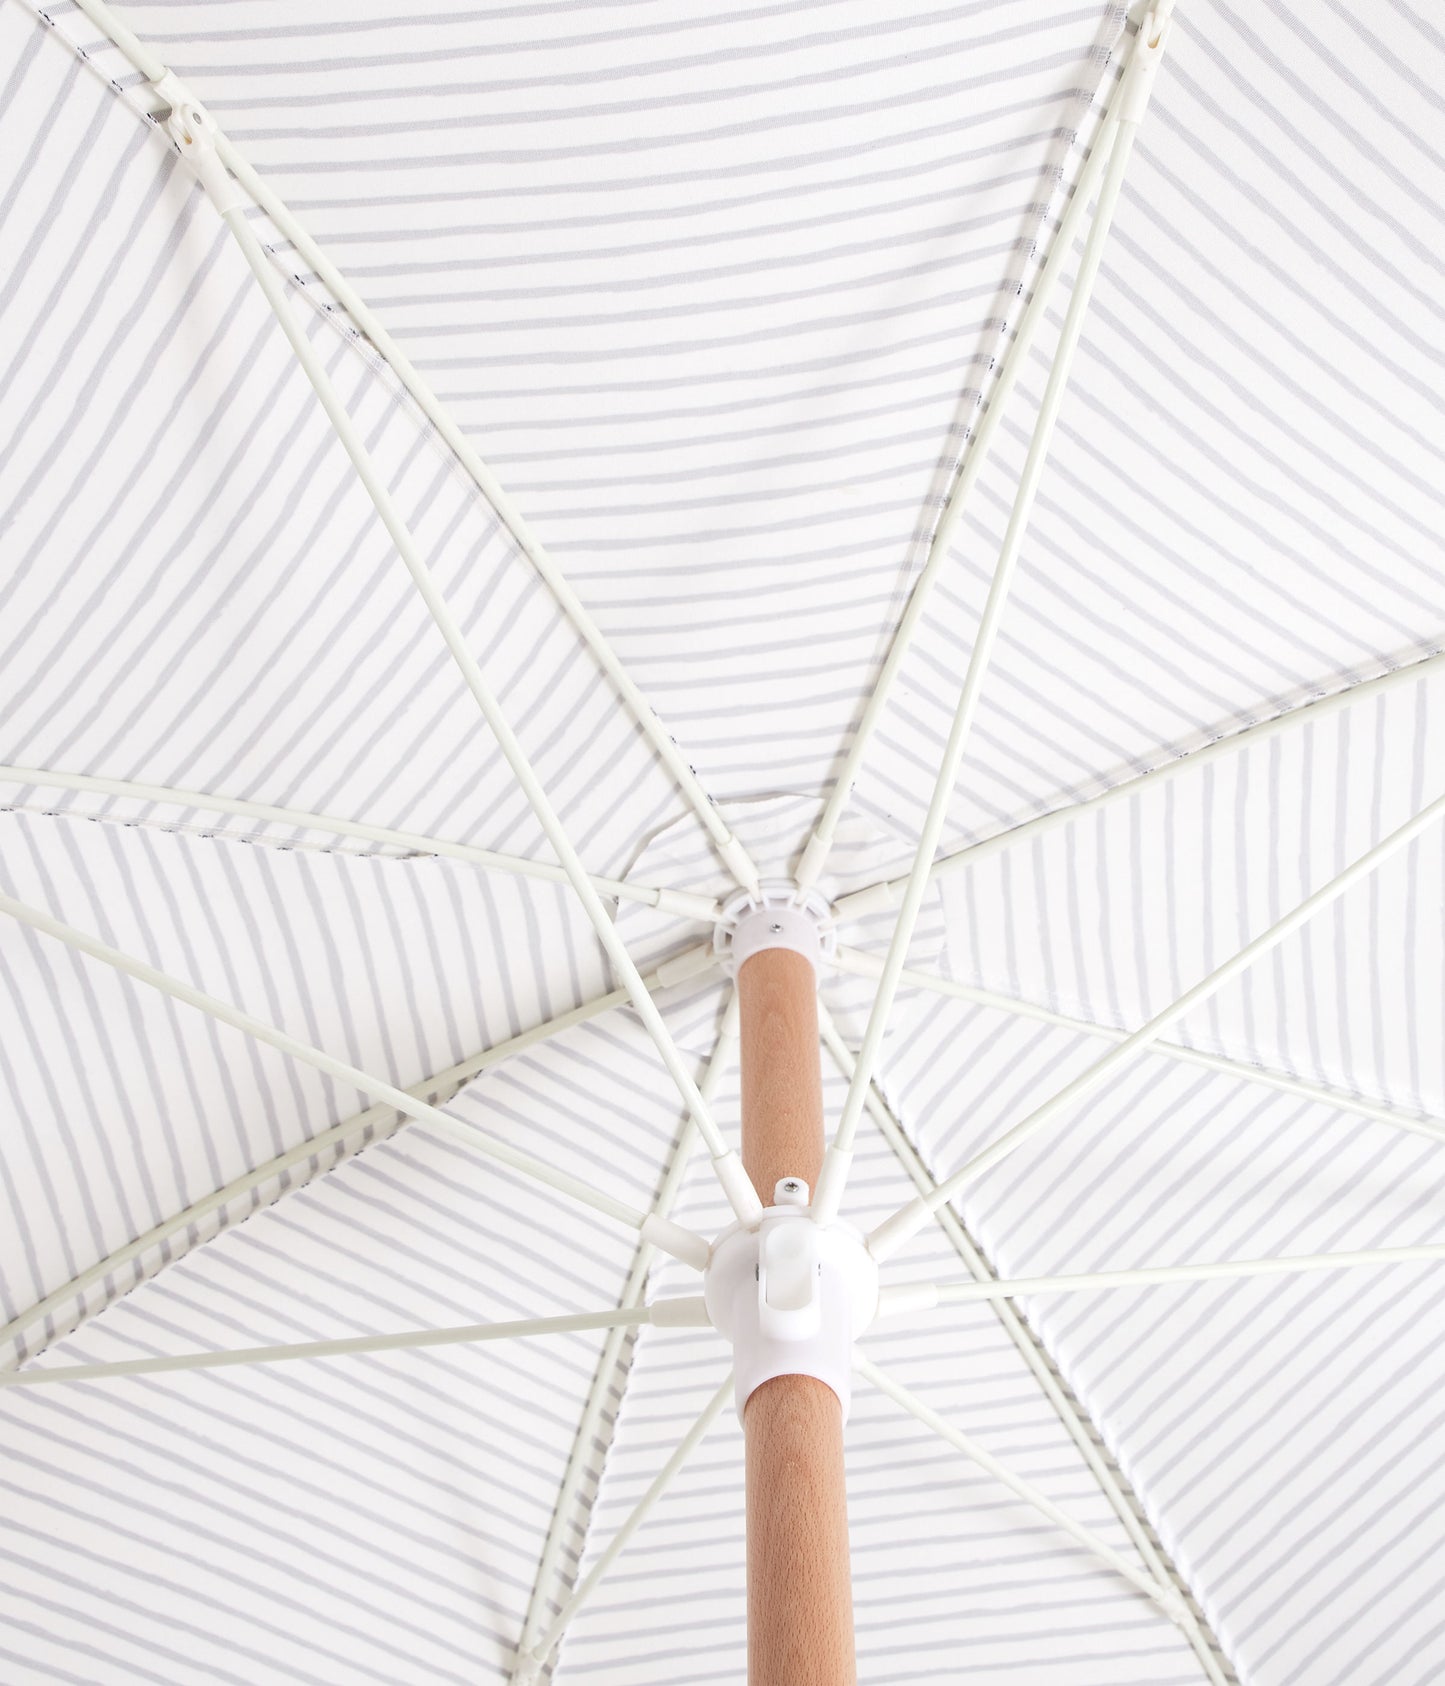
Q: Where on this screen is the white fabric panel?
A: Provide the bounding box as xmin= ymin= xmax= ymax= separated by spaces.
xmin=967 ymin=1056 xmax=1445 ymax=1686
xmin=879 ymin=1003 xmax=1445 ymax=1684
xmin=948 ymin=668 xmax=1445 ymax=1132
xmin=878 ymin=676 xmax=1445 ymax=1686
xmin=861 ymin=0 xmax=1445 ymax=851
xmin=30 ymin=0 xmax=1130 ymax=813
xmin=0 ymin=3 xmax=687 ymax=872
xmin=0 ymin=808 xmax=615 ymax=1363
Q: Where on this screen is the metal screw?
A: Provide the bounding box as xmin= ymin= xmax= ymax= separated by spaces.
xmin=769 ymin=921 xmax=784 ymax=934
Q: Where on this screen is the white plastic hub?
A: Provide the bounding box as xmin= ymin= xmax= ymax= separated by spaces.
xmin=713 ymin=881 xmax=836 ymax=977
xmin=703 ymin=1179 xmax=879 ymax=1420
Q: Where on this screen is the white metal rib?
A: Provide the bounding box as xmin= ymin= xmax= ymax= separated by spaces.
xmin=868 ymin=785 xmax=1445 ymax=1261
xmin=0 ymin=953 xmax=713 ymax=1368
xmin=817 ymin=1003 xmax=1235 ymax=1686
xmin=854 ymin=1352 xmax=1188 ymax=1624
xmin=0 ymin=766 xmax=719 ymax=922
xmin=512 ymin=993 xmax=741 ymax=1675
xmin=832 ymin=647 xmax=1445 ymax=922
xmin=831 ymin=945 xmax=1445 ymax=1147
xmin=0 ymin=1306 xmax=662 ymax=1388
xmin=64 ymin=0 xmax=760 ymax=898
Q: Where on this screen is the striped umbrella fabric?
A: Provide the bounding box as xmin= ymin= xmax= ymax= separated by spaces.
xmin=2 ymin=1 xmax=1443 ymax=1682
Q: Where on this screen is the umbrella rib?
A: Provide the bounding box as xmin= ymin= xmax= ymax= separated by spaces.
xmin=884 ymin=1246 xmax=1445 ymax=1309
xmin=0 ymin=766 xmax=719 ymax=923
xmin=854 ymin=1353 xmax=1189 ymax=1624
xmin=832 ymin=945 xmax=1445 ymax=1147
xmin=812 ymin=26 xmax=1168 ymax=1227
xmin=514 ymin=1375 xmax=736 ymax=1685
xmin=868 ymin=785 xmax=1445 ymax=1263
xmin=832 ymin=646 xmax=1445 ymax=922
xmin=0 ymin=1305 xmax=671 ymax=1388
xmin=0 ymin=958 xmax=712 ymax=1368
xmin=174 ymin=176 xmax=760 ymax=1228
xmin=513 ymin=993 xmax=741 ymax=1672
xmin=64 ymin=0 xmax=761 ymax=900
xmin=793 ymin=16 xmax=1162 ymax=899
xmin=0 ymin=891 xmax=717 ymax=1265
xmin=817 ymin=1003 xmax=1236 ymax=1686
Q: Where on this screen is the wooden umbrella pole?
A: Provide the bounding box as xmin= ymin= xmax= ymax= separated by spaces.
xmin=737 ymin=945 xmax=857 ymax=1686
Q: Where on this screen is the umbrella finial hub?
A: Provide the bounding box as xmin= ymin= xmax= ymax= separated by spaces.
xmin=713 ymin=881 xmax=836 ymax=979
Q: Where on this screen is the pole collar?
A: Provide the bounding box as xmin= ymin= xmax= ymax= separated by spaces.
xmin=713 ymin=880 xmax=836 ymax=978
xmin=704 ymin=1196 xmax=879 ymax=1420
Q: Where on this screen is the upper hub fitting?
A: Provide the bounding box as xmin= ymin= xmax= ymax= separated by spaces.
xmin=713 ymin=880 xmax=836 ymax=978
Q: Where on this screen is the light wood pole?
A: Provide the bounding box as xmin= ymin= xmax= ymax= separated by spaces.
xmin=737 ymin=945 xmax=857 ymax=1686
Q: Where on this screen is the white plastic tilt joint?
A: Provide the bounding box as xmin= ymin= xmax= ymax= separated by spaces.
xmin=151 ymin=71 xmax=248 ymax=216
xmin=1119 ymin=1 xmax=1174 ymax=126
xmin=713 ymin=880 xmax=836 ymax=978
xmin=703 ymin=1179 xmax=879 ymax=1420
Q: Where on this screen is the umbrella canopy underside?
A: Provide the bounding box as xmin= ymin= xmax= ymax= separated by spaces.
xmin=2 ymin=2 xmax=1443 ymax=1683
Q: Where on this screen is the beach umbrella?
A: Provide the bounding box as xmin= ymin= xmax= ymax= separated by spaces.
xmin=2 ymin=0 xmax=1443 ymax=1681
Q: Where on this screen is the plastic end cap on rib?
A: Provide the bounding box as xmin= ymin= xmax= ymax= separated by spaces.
xmin=1119 ymin=1 xmax=1173 ymax=126
xmin=510 ymin=1651 xmax=545 ymax=1686
xmin=640 ymin=1214 xmax=711 ymax=1271
xmin=652 ymin=886 xmax=724 ymax=924
xmin=651 ymin=943 xmax=718 ymax=991
xmin=713 ymin=1150 xmax=765 ymax=1228
xmin=831 ymin=879 xmax=902 ymax=923
xmin=809 ymin=1145 xmax=852 ymax=1227
xmin=152 ymin=72 xmax=248 ymax=217
xmin=873 ymin=1281 xmax=942 ymax=1321
xmin=794 ymin=829 xmax=832 ymax=893
xmin=719 ymin=833 xmax=761 ymax=898
xmin=867 ymin=1195 xmax=933 ymax=1264
xmin=649 ymin=1294 xmax=711 ymax=1328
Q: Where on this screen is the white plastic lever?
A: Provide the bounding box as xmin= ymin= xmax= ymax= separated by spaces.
xmin=703 ymin=1192 xmax=879 ymax=1420
xmin=758 ymin=1217 xmax=822 ymax=1342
